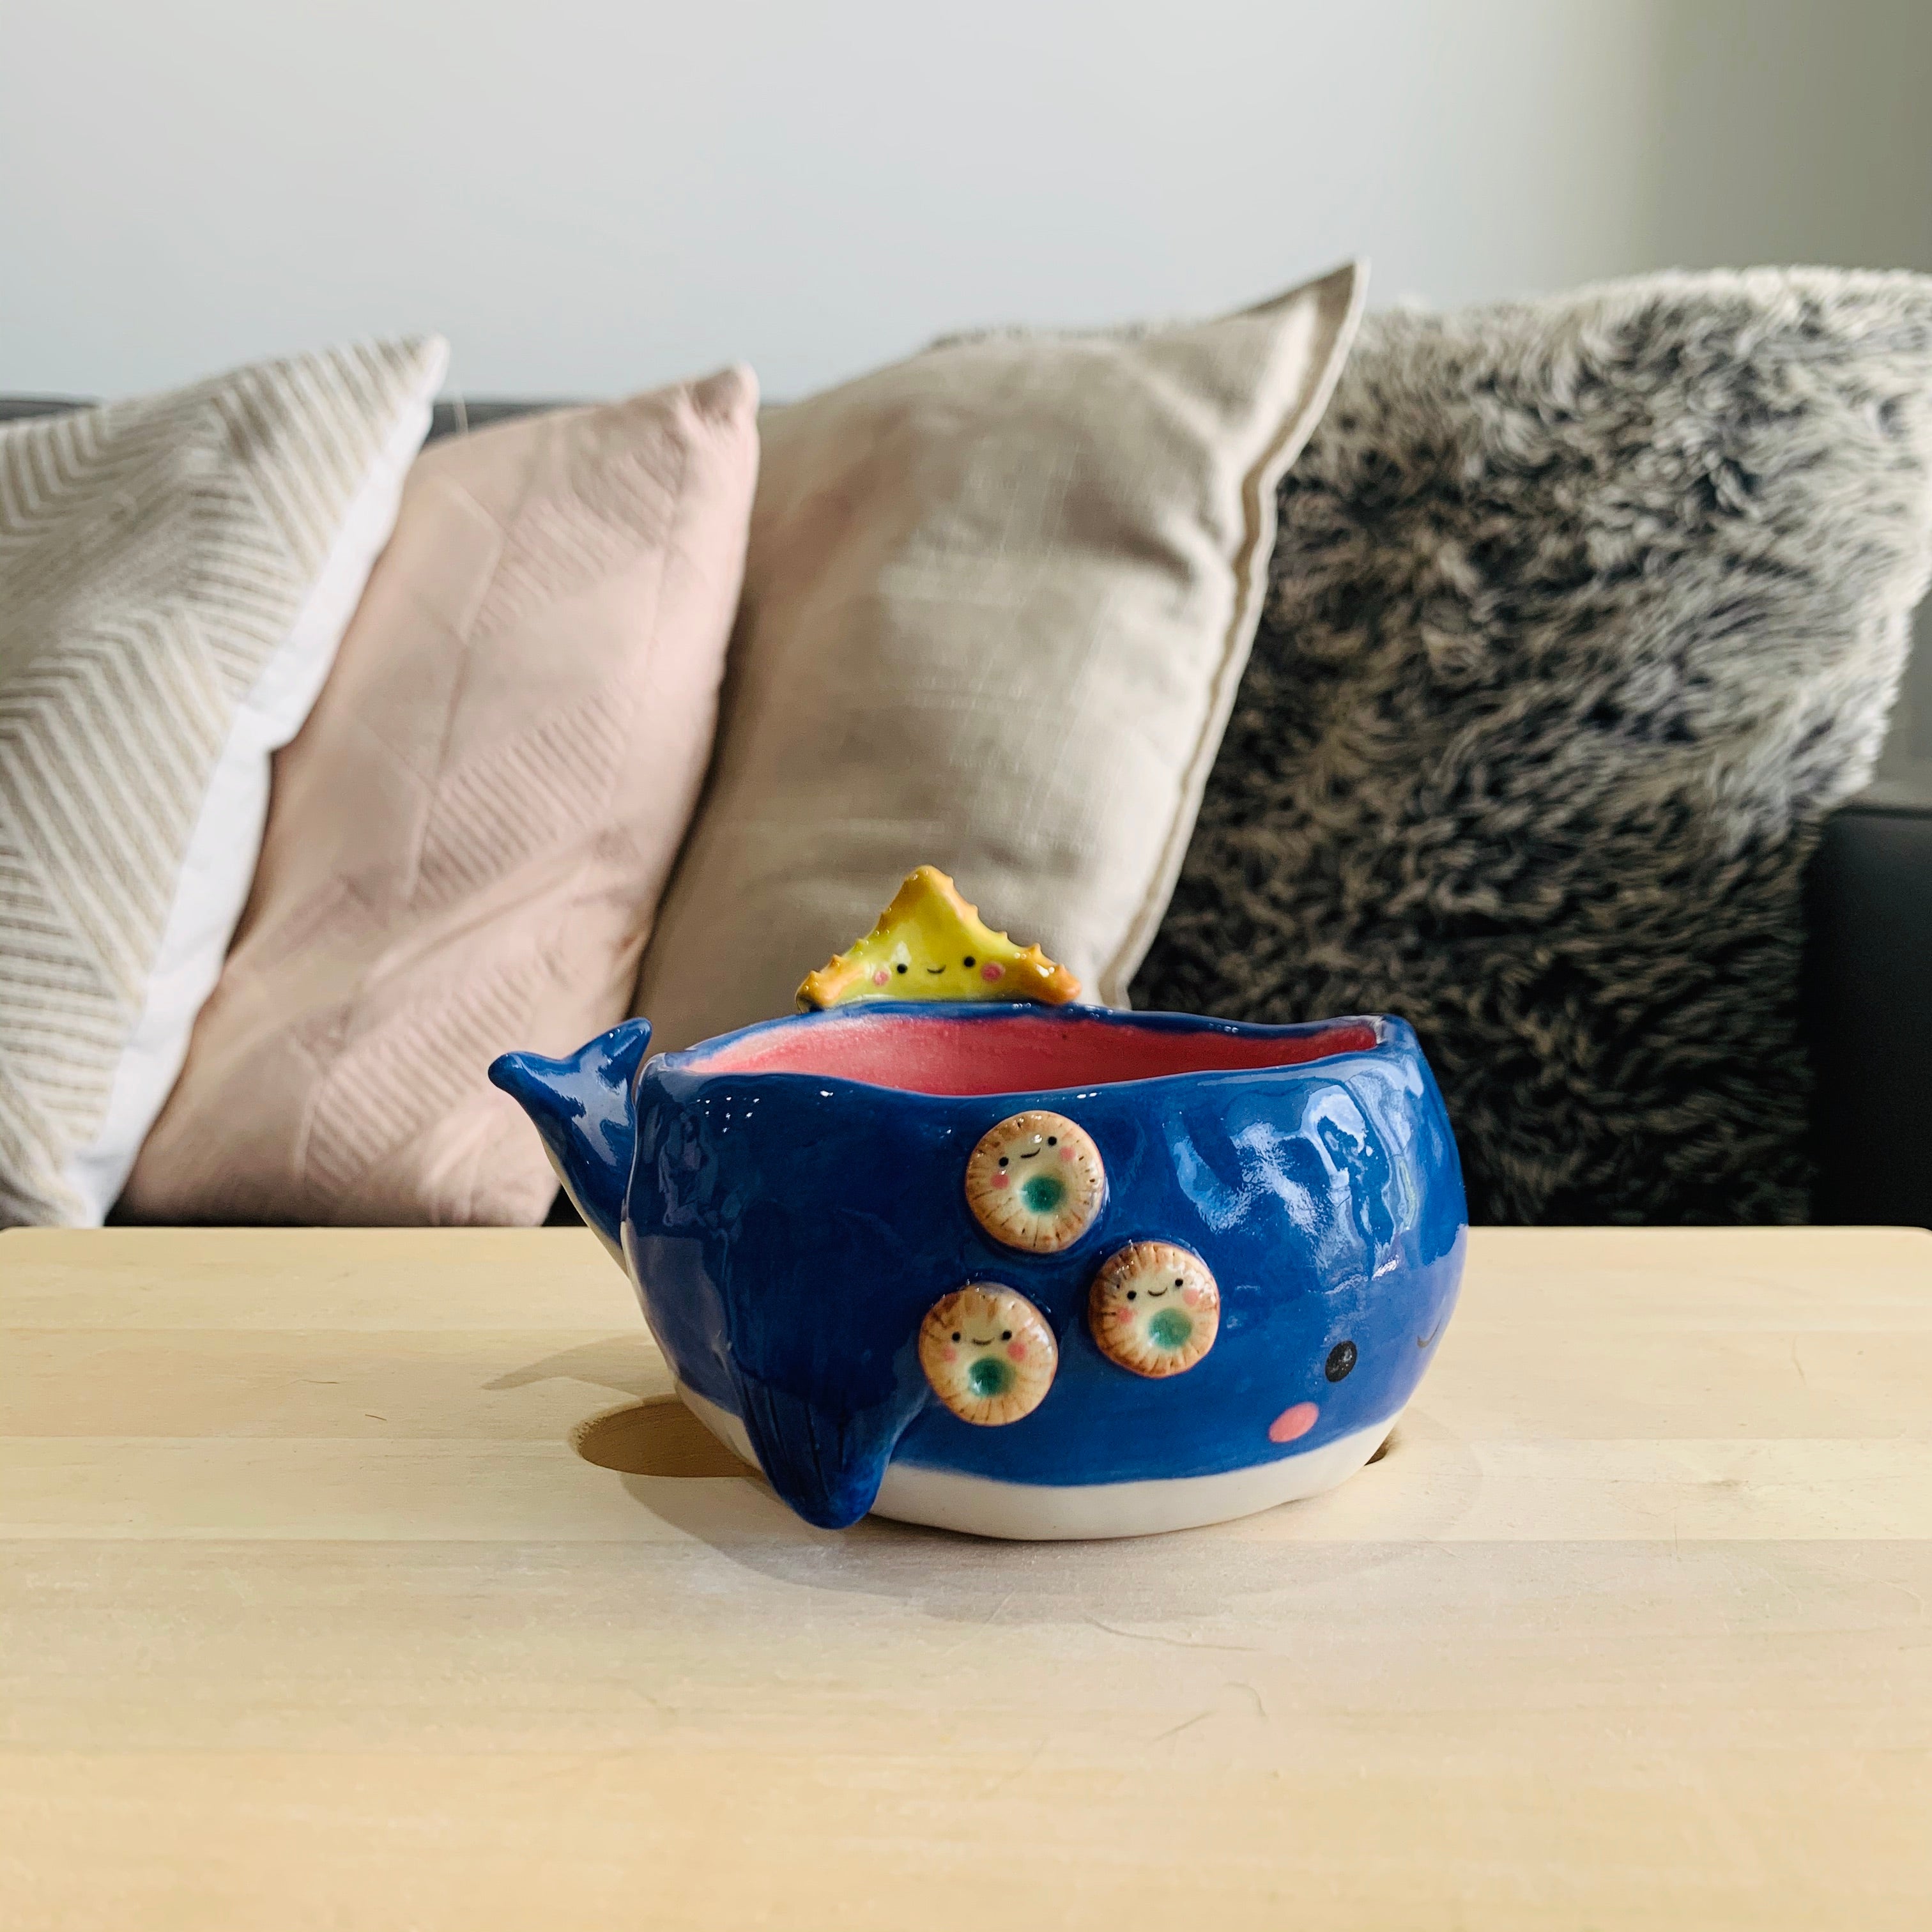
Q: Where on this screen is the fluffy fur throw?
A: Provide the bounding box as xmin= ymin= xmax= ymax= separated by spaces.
xmin=1136 ymin=270 xmax=1932 ymax=1223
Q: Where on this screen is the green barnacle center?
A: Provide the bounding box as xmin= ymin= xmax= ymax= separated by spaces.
xmin=1148 ymin=1308 xmax=1193 ymax=1351
xmin=967 ymin=1356 xmax=1014 ymax=1399
xmin=1021 ymin=1172 xmax=1065 ymax=1215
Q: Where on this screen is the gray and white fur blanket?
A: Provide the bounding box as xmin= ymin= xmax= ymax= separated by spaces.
xmin=1137 ymin=269 xmax=1932 ymax=1223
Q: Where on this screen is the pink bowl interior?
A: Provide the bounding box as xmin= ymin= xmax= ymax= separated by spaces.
xmin=692 ymin=1010 xmax=1381 ymax=1097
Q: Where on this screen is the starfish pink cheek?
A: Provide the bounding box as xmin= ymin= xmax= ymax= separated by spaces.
xmin=871 ymin=968 xmax=889 ymax=985
xmin=1268 ymin=1402 xmax=1319 ymax=1445
xmin=981 ymin=962 xmax=1004 ymax=981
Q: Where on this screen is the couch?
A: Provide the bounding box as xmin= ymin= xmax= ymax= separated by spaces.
xmin=5 ymin=392 xmax=1926 ymax=1229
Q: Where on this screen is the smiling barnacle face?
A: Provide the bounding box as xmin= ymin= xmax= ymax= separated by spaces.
xmin=918 ymin=1284 xmax=1058 ymax=1425
xmin=964 ymin=1110 xmax=1106 ymax=1253
xmin=1089 ymin=1241 xmax=1220 ymax=1377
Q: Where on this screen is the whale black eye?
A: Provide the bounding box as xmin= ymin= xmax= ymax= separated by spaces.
xmin=1325 ymin=1340 xmax=1358 ymax=1382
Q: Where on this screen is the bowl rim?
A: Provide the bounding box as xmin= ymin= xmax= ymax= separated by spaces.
xmin=643 ymin=1002 xmax=1409 ymax=1108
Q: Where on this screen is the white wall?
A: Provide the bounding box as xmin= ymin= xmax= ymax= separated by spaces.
xmin=4 ymin=0 xmax=1929 ymax=774
xmin=1646 ymin=0 xmax=1932 ymax=781
xmin=3 ymin=0 xmax=1688 ymax=399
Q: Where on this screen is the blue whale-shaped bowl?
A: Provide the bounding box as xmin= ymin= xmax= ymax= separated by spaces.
xmin=491 ymin=1002 xmax=1466 ymax=1539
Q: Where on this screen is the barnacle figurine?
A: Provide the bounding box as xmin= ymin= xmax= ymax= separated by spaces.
xmin=918 ymin=1284 xmax=1059 ymax=1425
xmin=796 ymin=864 xmax=1081 ymax=1010
xmin=964 ymin=1110 xmax=1107 ymax=1253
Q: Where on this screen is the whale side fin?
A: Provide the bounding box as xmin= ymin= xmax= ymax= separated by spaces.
xmin=489 ymin=1020 xmax=652 ymax=1264
xmin=733 ymin=1373 xmax=912 ymax=1531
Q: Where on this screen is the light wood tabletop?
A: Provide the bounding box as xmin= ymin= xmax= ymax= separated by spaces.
xmin=3 ymin=1224 xmax=1929 ymax=1930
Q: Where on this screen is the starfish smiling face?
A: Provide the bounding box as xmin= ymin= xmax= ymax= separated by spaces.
xmin=795 ymin=865 xmax=1081 ymax=1010
xmin=918 ymin=1284 xmax=1058 ymax=1425
xmin=964 ymin=1110 xmax=1106 ymax=1252
xmin=1089 ymin=1240 xmax=1221 ymax=1377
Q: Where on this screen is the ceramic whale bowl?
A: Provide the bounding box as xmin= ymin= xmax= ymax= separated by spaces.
xmin=491 ymin=1002 xmax=1467 ymax=1540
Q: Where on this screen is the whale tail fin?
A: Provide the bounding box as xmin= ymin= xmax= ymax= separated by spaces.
xmin=489 ymin=1020 xmax=652 ymax=1264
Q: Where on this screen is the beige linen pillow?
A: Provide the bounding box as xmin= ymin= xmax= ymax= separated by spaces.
xmin=0 ymin=340 xmax=446 ymax=1226
xmin=125 ymin=367 xmax=760 ymax=1225
xmin=631 ymin=264 xmax=1366 ymax=1052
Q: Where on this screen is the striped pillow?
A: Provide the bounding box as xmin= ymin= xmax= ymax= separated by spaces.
xmin=0 ymin=339 xmax=447 ymax=1224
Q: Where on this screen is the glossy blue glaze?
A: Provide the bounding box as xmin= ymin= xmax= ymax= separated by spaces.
xmin=492 ymin=1004 xmax=1466 ymax=1532
xmin=489 ymin=1018 xmax=652 ymax=1252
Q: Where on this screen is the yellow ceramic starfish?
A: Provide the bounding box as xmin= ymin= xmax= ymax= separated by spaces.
xmin=797 ymin=866 xmax=1081 ymax=1010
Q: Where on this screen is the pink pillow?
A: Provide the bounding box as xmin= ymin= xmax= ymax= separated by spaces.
xmin=123 ymin=367 xmax=759 ymax=1225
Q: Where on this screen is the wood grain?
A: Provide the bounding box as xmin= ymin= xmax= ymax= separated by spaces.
xmin=3 ymin=1225 xmax=1929 ymax=1930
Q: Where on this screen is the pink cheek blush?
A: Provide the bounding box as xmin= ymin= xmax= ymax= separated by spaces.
xmin=1182 ymin=1288 xmax=1202 ymax=1308
xmin=942 ymin=1346 xmax=957 ymax=1363
xmin=871 ymin=969 xmax=890 ymax=986
xmin=1059 ymin=1147 xmax=1074 ymax=1161
xmin=993 ymin=1173 xmax=1009 ymax=1189
xmin=981 ymin=962 xmax=1004 ymax=982
xmin=1006 ymin=1342 xmax=1027 ymax=1361
xmin=1268 ymin=1402 xmax=1319 ymax=1445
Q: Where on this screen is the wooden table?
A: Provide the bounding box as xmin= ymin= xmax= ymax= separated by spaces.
xmin=3 ymin=1225 xmax=1929 ymax=1930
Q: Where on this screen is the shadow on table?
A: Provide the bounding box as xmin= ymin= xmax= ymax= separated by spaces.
xmin=574 ymin=1393 xmax=750 ymax=1478
xmin=486 ymin=1338 xmax=664 ymax=1403
xmin=564 ymin=1392 xmax=1455 ymax=1629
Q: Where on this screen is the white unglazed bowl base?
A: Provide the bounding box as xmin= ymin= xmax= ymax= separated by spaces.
xmin=675 ymin=1382 xmax=1395 ymax=1542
